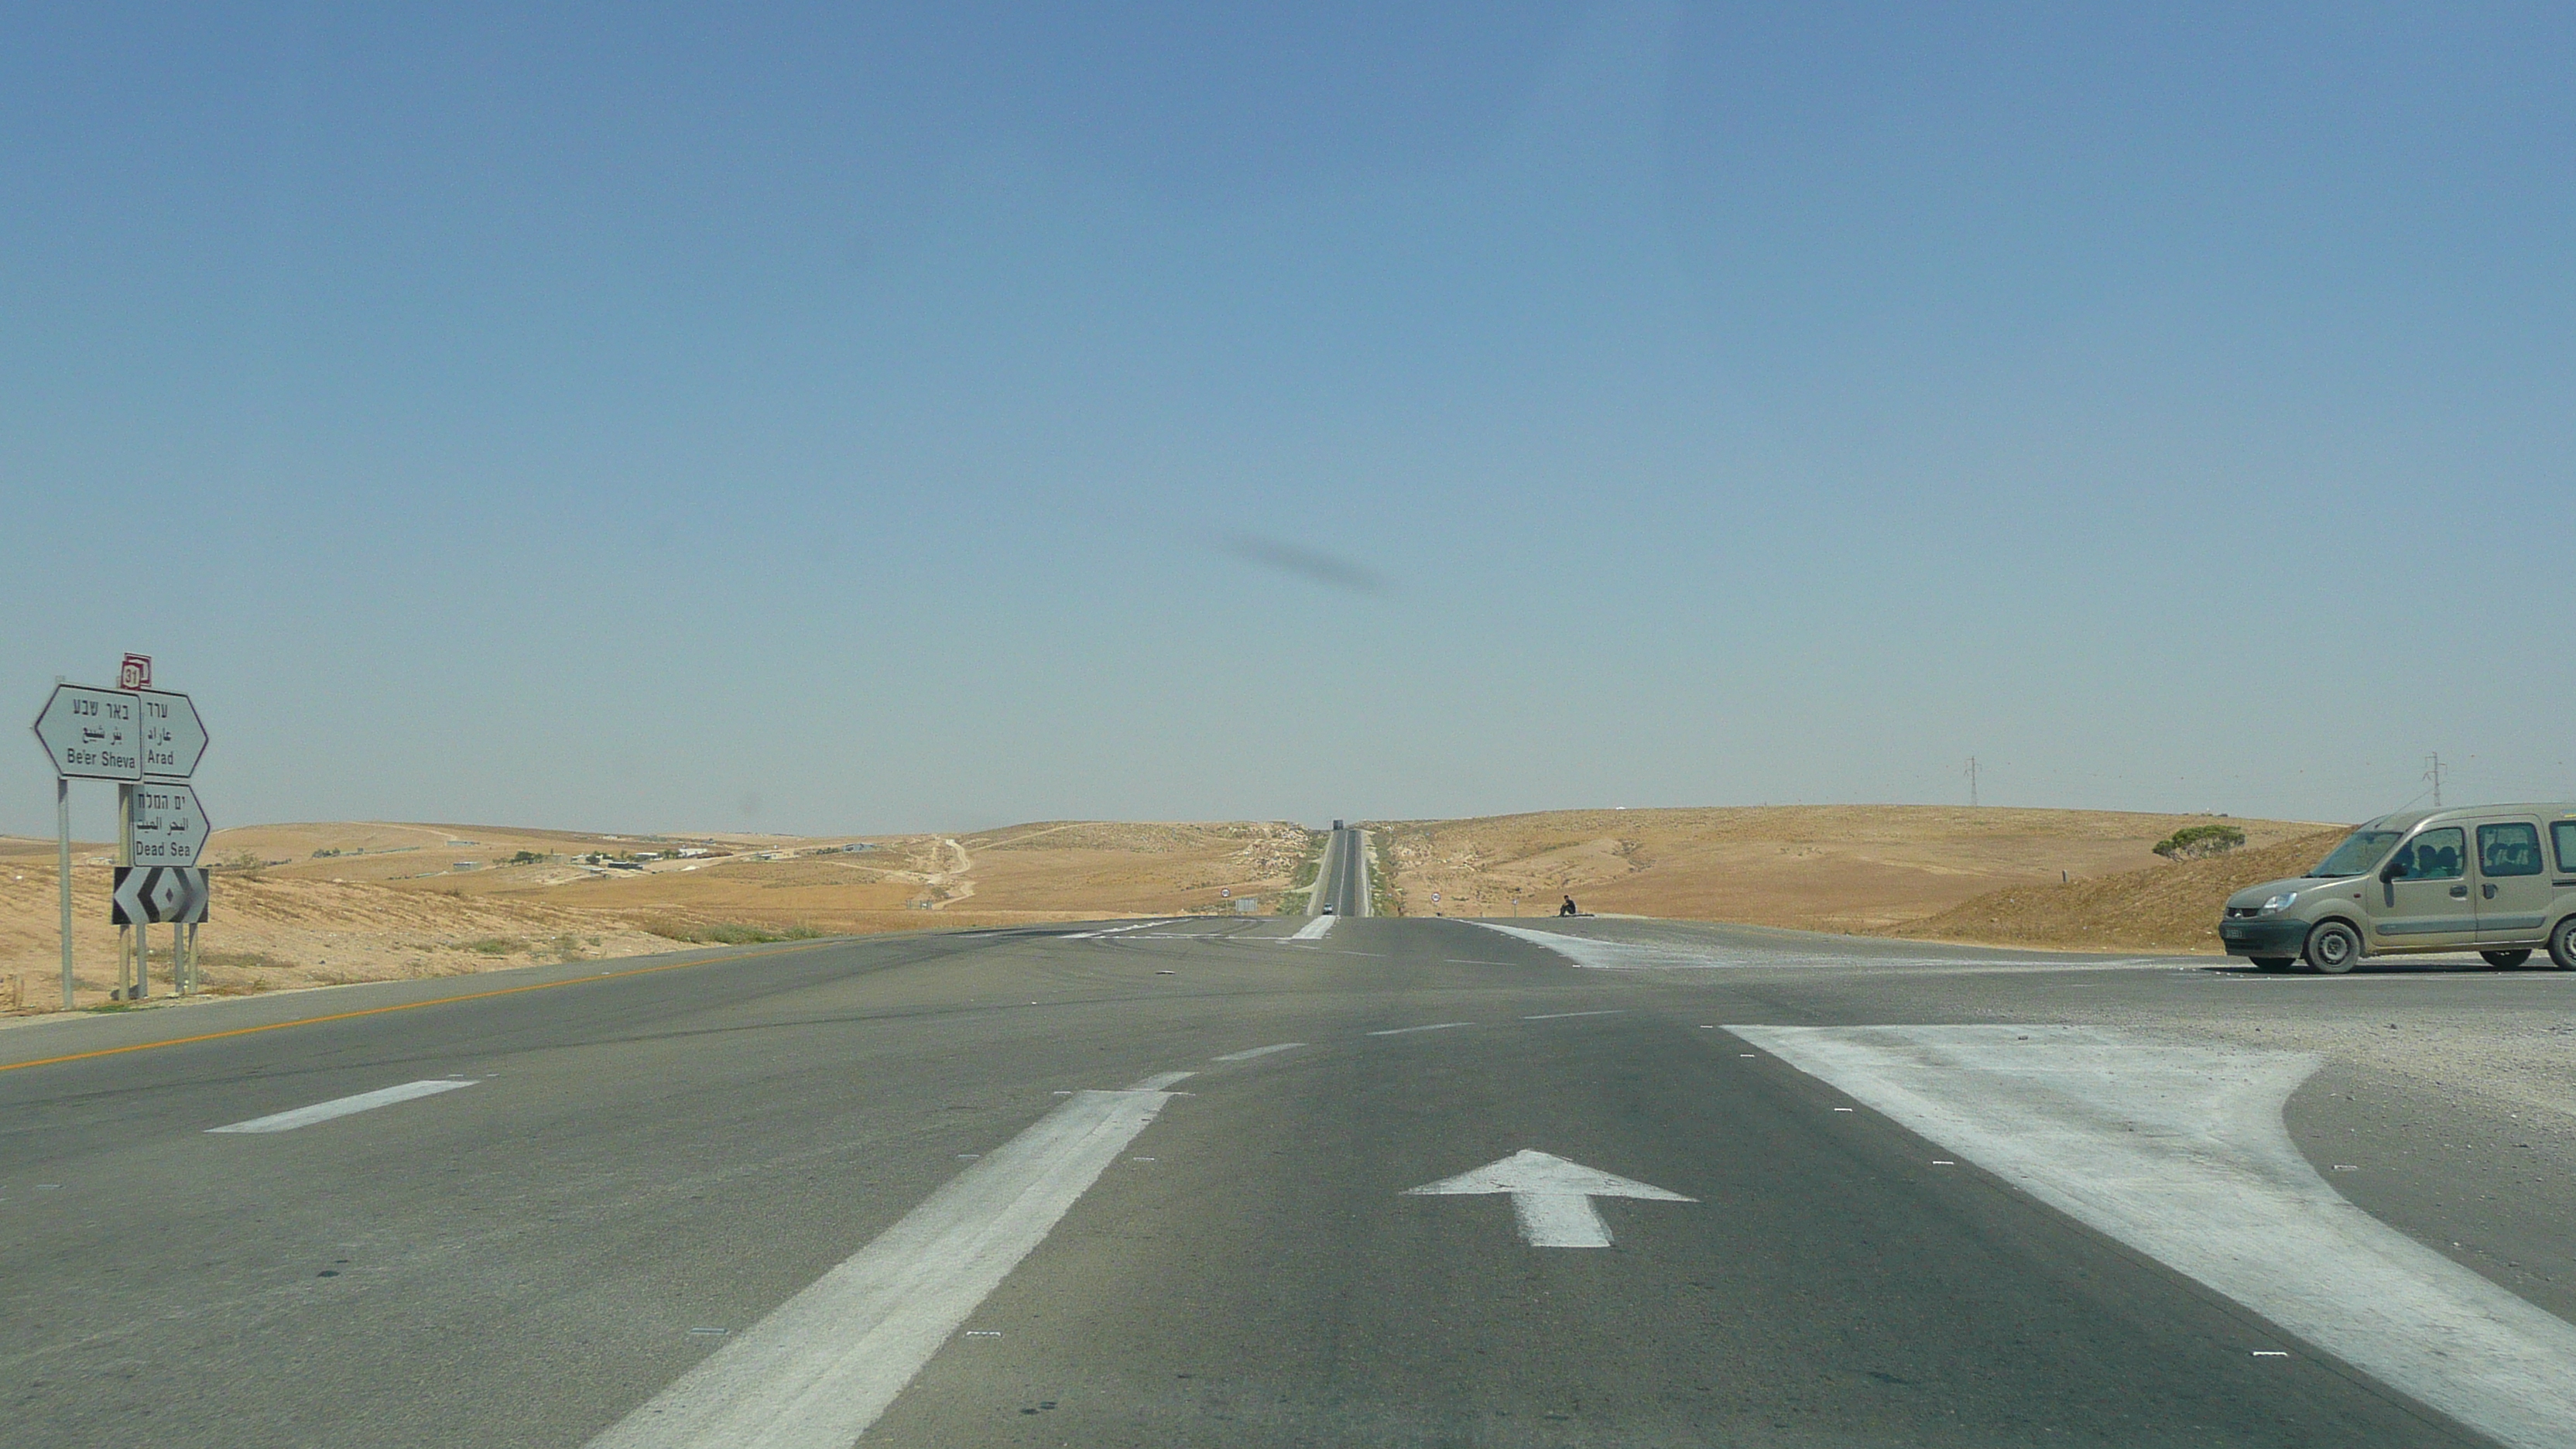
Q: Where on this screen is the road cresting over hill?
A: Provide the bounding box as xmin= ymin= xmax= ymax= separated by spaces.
xmin=1729 ymin=1024 xmax=2576 ymax=1449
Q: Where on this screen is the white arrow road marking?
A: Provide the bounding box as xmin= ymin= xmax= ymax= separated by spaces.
xmin=207 ymin=1078 xmax=478 ymax=1134
xmin=1405 ymin=1149 xmax=1694 ymax=1249
xmin=586 ymin=1084 xmax=1180 ymax=1449
xmin=1728 ymin=1025 xmax=2576 ymax=1449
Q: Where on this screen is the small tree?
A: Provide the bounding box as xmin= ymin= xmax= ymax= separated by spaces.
xmin=2153 ymin=824 xmax=2246 ymax=861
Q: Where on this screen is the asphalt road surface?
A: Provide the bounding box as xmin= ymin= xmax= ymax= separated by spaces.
xmin=6 ymin=915 xmax=2574 ymax=1447
xmin=1311 ymin=827 xmax=1369 ymax=917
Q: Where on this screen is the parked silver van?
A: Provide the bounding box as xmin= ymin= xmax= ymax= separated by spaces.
xmin=2219 ymin=803 xmax=2576 ymax=972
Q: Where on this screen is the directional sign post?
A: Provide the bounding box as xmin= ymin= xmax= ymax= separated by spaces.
xmin=1405 ymin=1149 xmax=1696 ymax=1248
xmin=31 ymin=670 xmax=214 ymax=1008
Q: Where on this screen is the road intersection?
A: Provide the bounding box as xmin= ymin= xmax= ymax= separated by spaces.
xmin=5 ymin=912 xmax=2571 ymax=1446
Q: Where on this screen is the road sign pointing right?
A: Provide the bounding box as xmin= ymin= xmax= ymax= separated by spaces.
xmin=136 ymin=689 xmax=207 ymax=779
xmin=129 ymin=782 xmax=210 ymax=866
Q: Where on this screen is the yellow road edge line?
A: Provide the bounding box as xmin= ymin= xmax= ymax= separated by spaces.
xmin=0 ymin=939 xmax=837 ymax=1075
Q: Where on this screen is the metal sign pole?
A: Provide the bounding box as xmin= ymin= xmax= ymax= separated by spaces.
xmin=118 ymin=782 xmax=140 ymax=1000
xmin=57 ymin=776 xmax=72 ymax=1010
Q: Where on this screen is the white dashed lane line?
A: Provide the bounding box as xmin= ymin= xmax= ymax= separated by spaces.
xmin=1211 ymin=1042 xmax=1306 ymax=1062
xmin=1366 ymin=1023 xmax=1474 ymax=1037
xmin=205 ymin=1079 xmax=479 ymax=1135
xmin=587 ymin=1080 xmax=1186 ymax=1449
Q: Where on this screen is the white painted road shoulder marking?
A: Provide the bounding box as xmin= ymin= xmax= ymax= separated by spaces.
xmin=1286 ymin=915 xmax=1336 ymax=941
xmin=1473 ymin=921 xmax=2160 ymax=975
xmin=1124 ymin=1070 xmax=1196 ymax=1091
xmin=1367 ymin=1022 xmax=1472 ymax=1036
xmin=206 ymin=1079 xmax=478 ymax=1134
xmin=1064 ymin=920 xmax=1180 ymax=940
xmin=1406 ymin=1149 xmax=1694 ymax=1248
xmin=585 ymin=1084 xmax=1180 ymax=1449
xmin=1211 ymin=1042 xmax=1305 ymax=1062
xmin=1728 ymin=1024 xmax=2576 ymax=1449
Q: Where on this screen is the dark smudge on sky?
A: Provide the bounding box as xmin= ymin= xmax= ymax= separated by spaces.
xmin=1218 ymin=535 xmax=1389 ymax=594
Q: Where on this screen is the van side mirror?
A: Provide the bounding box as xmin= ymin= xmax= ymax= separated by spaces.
xmin=2379 ymin=859 xmax=2405 ymax=882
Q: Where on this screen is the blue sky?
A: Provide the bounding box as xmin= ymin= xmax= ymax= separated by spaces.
xmin=7 ymin=2 xmax=2571 ymax=838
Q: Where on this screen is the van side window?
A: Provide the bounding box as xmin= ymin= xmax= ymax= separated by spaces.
xmin=2478 ymin=822 xmax=2543 ymax=878
xmin=2557 ymin=821 xmax=2576 ymax=874
xmin=2389 ymin=827 xmax=2465 ymax=881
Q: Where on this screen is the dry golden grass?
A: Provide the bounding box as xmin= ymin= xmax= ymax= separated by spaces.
xmin=1366 ymin=805 xmax=2331 ymax=940
xmin=0 ymin=817 xmax=1314 ymax=1015
xmin=1889 ymin=829 xmax=2351 ymax=952
xmin=2 ymin=803 xmax=2342 ymax=1016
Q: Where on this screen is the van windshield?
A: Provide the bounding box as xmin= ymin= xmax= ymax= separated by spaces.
xmin=2309 ymin=829 xmax=2403 ymax=878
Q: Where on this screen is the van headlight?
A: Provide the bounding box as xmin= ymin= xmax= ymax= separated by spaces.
xmin=2260 ymin=893 xmax=2298 ymax=914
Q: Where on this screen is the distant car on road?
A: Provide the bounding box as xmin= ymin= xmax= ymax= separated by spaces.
xmin=2220 ymin=803 xmax=2576 ymax=973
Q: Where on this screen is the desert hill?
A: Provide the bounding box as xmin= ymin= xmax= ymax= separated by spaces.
xmin=5 ymin=805 xmax=2350 ymax=1019
xmin=0 ymin=817 xmax=1315 ymax=1012
xmin=1886 ymin=828 xmax=2349 ymax=953
xmin=1364 ymin=805 xmax=2328 ymax=930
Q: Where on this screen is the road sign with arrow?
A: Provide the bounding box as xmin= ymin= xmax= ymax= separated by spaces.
xmin=31 ymin=684 xmax=142 ymax=780
xmin=129 ymin=782 xmax=211 ymax=866
xmin=1404 ymin=1149 xmax=1696 ymax=1248
xmin=135 ymin=689 xmax=208 ymax=779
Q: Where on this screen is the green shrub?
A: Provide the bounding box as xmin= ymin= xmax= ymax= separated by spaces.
xmin=2153 ymin=824 xmax=2246 ymax=861
xmin=639 ymin=920 xmax=827 ymax=945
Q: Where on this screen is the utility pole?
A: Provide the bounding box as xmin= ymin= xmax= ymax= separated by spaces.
xmin=2423 ymin=752 xmax=2446 ymax=809
xmin=1965 ymin=757 xmax=1980 ymax=808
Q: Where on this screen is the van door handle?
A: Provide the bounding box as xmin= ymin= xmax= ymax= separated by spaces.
xmin=2451 ymin=885 xmax=2470 ymax=899
xmin=2482 ymin=883 xmax=2498 ymax=899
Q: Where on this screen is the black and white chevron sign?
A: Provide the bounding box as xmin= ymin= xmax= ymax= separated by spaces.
xmin=111 ymin=866 xmax=210 ymax=925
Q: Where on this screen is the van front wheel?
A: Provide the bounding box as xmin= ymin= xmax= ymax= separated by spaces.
xmin=2550 ymin=917 xmax=2576 ymax=971
xmin=2304 ymin=922 xmax=2362 ymax=975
